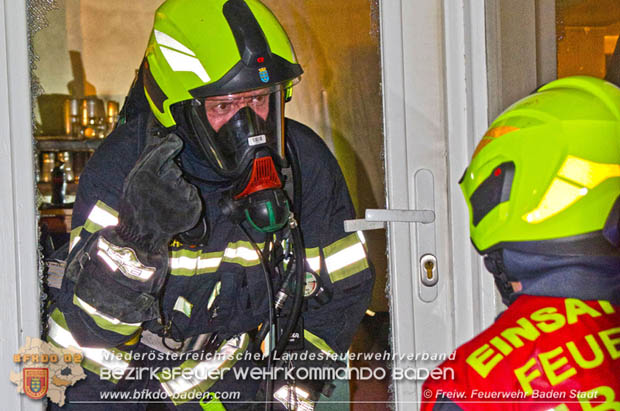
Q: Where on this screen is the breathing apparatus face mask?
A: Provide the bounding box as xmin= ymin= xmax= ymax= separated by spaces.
xmin=185 ymin=85 xmax=290 ymax=234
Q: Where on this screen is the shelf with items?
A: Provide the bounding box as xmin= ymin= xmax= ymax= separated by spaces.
xmin=35 ymin=137 xmax=104 ymax=152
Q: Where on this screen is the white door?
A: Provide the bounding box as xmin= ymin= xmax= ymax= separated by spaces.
xmin=376 ymin=0 xmax=557 ymax=407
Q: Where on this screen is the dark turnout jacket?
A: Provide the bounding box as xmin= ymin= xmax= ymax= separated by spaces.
xmin=48 ymin=113 xmax=374 ymax=410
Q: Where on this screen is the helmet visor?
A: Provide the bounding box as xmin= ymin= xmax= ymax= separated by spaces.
xmin=187 ymin=85 xmax=285 ymax=178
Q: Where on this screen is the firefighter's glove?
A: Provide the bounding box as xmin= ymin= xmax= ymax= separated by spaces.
xmin=115 ymin=133 xmax=202 ymax=252
xmin=68 ymin=134 xmax=201 ymax=323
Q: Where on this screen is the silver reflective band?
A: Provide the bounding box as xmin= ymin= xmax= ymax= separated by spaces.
xmin=48 ymin=317 xmax=130 ymax=374
xmin=160 ymin=333 xmax=249 ymax=396
xmin=169 ymin=255 xmax=222 ymax=270
xmin=223 ymin=246 xmax=259 ymax=262
xmin=87 ymin=204 xmax=119 ymax=228
xmin=97 ymin=236 xmax=156 ymax=281
xmin=324 ymin=242 xmax=366 ymax=274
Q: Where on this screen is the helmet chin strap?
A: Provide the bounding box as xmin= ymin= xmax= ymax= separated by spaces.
xmin=483 ymin=249 xmax=516 ymax=306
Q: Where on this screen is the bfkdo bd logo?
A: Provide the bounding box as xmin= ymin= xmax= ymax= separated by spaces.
xmin=23 ymin=368 xmax=48 ymax=400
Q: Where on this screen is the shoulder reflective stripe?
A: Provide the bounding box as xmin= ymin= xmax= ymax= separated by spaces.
xmin=324 ymin=232 xmax=362 ymax=257
xmin=329 ymin=258 xmax=369 ymax=283
xmin=304 ymin=330 xmax=336 ymax=356
xmin=83 ymin=201 xmax=119 ymax=233
xmin=322 ymin=232 xmax=370 ymax=282
xmin=159 ymin=333 xmax=249 ymax=405
xmin=73 ymin=295 xmax=142 ymax=336
xmin=69 ymin=226 xmax=83 ymax=252
xmin=325 ymin=241 xmax=366 ymax=273
xmin=47 ymin=314 xmax=130 ymax=376
xmin=173 ymin=296 xmax=193 ymax=318
xmin=324 ymin=243 xmax=368 ymax=283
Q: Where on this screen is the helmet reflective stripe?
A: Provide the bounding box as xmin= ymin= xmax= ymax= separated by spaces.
xmin=523 ymin=156 xmax=620 ymax=224
xmin=559 ymin=156 xmax=620 ymax=189
xmin=523 ymin=178 xmax=588 ymax=224
xmin=154 ymin=29 xmax=196 ymax=56
xmin=154 ymin=29 xmax=210 ymax=83
xmin=159 ymin=47 xmax=210 ymax=83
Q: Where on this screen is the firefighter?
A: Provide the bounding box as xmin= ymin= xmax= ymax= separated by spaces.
xmin=48 ymin=0 xmax=374 ymax=409
xmin=422 ymin=76 xmax=620 ymax=410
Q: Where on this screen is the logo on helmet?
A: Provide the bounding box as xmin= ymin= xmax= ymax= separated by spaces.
xmin=258 ymin=67 xmax=270 ymax=83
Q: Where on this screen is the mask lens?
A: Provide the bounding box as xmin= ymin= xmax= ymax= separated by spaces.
xmin=188 ymin=85 xmax=285 ymax=177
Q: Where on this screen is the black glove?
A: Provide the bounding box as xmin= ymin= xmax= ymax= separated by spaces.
xmin=68 ymin=134 xmax=202 ymax=324
xmin=115 ymin=133 xmax=202 ymax=252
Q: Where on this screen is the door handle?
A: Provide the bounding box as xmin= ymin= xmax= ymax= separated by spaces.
xmin=343 ymin=209 xmax=435 ymax=232
xmin=344 ymin=169 xmax=439 ymax=302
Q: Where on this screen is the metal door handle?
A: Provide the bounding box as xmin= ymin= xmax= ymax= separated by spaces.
xmin=344 ymin=208 xmax=435 ymax=232
xmin=344 ymin=168 xmax=439 ymax=302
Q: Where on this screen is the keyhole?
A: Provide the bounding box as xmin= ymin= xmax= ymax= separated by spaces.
xmin=424 ymin=260 xmax=434 ymax=279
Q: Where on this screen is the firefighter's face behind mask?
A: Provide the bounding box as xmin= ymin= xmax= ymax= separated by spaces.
xmin=186 ymin=85 xmax=290 ymax=233
xmin=188 ymin=85 xmax=286 ymax=181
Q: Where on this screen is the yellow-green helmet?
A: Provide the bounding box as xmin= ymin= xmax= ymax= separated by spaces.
xmin=461 ymin=76 xmax=620 ymax=255
xmin=142 ymin=0 xmax=302 ymax=128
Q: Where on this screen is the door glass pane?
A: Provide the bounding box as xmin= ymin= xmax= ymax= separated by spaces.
xmin=556 ymin=0 xmax=620 ymax=78
xmin=32 ymin=0 xmax=389 ymax=407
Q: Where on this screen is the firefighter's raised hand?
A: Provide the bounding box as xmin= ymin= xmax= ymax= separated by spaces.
xmin=68 ymin=134 xmax=202 ymax=324
xmin=115 ymin=133 xmax=202 ymax=252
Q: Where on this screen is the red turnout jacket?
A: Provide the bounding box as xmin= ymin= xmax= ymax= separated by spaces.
xmin=422 ymin=295 xmax=620 ymax=410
